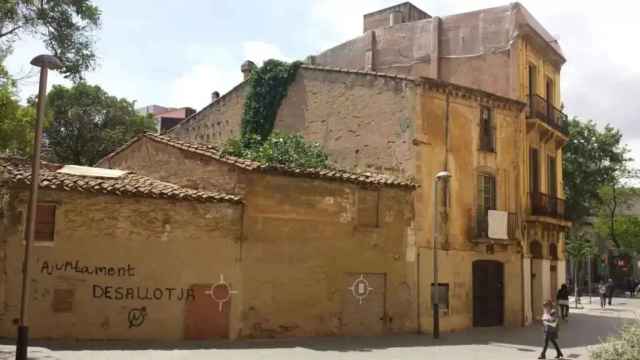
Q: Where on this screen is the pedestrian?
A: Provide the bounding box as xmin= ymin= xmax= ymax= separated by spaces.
xmin=606 ymin=278 xmax=615 ymax=305
xmin=556 ymin=284 xmax=569 ymax=320
xmin=598 ymin=280 xmax=607 ymax=309
xmin=627 ymin=277 xmax=635 ymax=298
xmin=538 ymin=300 xmax=563 ymax=359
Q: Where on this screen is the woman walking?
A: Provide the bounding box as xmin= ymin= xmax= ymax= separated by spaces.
xmin=556 ymin=284 xmax=569 ymax=320
xmin=539 ymin=300 xmax=563 ymax=359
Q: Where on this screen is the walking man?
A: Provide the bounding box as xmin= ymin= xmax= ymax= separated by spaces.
xmin=606 ymin=278 xmax=615 ymax=305
xmin=556 ymin=284 xmax=569 ymax=320
xmin=539 ymin=300 xmax=563 ymax=359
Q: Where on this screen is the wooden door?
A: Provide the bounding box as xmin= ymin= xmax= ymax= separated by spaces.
xmin=341 ymin=273 xmax=385 ymax=336
xmin=473 ymin=261 xmax=504 ymax=327
xmin=184 ymin=284 xmax=230 ymax=339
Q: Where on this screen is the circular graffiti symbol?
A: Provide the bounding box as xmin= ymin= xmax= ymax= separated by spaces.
xmin=348 ymin=274 xmax=374 ymax=304
xmin=205 ymin=274 xmax=238 ymax=312
xmin=128 ymin=306 xmax=147 ymax=328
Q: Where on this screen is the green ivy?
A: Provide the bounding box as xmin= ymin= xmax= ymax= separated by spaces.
xmin=241 ymin=59 xmax=302 ymax=143
xmin=222 ymin=132 xmax=329 ymax=169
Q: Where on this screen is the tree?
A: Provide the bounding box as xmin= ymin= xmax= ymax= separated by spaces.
xmin=0 ymin=0 xmax=101 ymax=81
xmin=595 ymin=185 xmax=640 ymax=249
xmin=563 ymin=118 xmax=631 ymax=224
xmin=0 ymin=64 xmax=35 ymax=155
xmin=45 ymin=82 xmax=155 ymax=165
xmin=566 ymin=231 xmax=596 ymax=306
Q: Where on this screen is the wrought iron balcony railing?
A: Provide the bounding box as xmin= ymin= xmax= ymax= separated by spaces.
xmin=530 ymin=192 xmax=565 ymax=219
xmin=528 ymin=94 xmax=569 ymax=135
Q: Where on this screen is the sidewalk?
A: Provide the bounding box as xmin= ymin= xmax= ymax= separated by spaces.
xmin=1 ymin=298 xmax=638 ymax=360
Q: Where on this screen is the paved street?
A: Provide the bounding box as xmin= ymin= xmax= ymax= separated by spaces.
xmin=1 ymin=297 xmax=638 ymax=360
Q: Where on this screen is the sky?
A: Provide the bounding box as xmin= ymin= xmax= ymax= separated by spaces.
xmin=6 ymin=0 xmax=640 ymax=164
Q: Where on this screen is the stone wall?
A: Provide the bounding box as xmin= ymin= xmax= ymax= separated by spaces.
xmin=98 ymin=136 xmax=245 ymax=195
xmin=240 ymin=172 xmax=417 ymax=337
xmin=0 ymin=189 xmax=243 ymax=340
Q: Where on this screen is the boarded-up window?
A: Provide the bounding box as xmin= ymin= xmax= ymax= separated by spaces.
xmin=35 ymin=203 xmax=56 ymax=242
xmin=357 ymin=190 xmax=379 ymax=227
xmin=479 ymin=107 xmax=495 ymax=152
xmin=52 ymin=289 xmax=74 ymax=313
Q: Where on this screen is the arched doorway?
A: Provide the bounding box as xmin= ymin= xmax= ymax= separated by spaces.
xmin=549 ymin=243 xmax=559 ymax=300
xmin=473 ymin=260 xmax=504 ymax=327
xmin=530 ymin=240 xmax=544 ymax=319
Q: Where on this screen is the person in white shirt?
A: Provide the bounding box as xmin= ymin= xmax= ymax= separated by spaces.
xmin=539 ymin=300 xmax=563 ymax=359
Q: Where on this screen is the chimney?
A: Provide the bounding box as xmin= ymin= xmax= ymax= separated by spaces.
xmin=389 ymin=11 xmax=402 ymax=26
xmin=241 ymin=60 xmax=256 ymax=80
xmin=211 ymin=91 xmax=220 ymax=102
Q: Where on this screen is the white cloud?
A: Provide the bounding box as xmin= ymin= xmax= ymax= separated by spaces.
xmin=242 ymin=41 xmax=290 ymax=65
xmin=169 ymin=41 xmax=290 ymax=110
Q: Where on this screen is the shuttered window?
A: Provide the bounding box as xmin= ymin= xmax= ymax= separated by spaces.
xmin=547 ymin=156 xmax=557 ymax=196
xmin=477 ymin=174 xmax=496 ymax=237
xmin=479 ymin=107 xmax=495 ymax=152
xmin=529 ymin=148 xmax=539 ymax=194
xmin=35 ymin=203 xmax=56 ymax=242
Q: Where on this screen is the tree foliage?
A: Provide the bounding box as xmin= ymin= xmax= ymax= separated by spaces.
xmin=563 ymin=118 xmax=631 ymax=223
xmin=45 ymin=82 xmax=155 ymax=165
xmin=0 ymin=64 xmax=35 ymax=156
xmin=223 ymin=132 xmax=328 ymax=169
xmin=241 ymin=59 xmax=301 ymax=143
xmin=0 ymin=0 xmax=101 ymax=81
xmin=594 ymin=185 xmax=640 ymax=249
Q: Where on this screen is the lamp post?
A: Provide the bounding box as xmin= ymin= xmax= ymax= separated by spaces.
xmin=432 ymin=170 xmax=451 ymax=339
xmin=15 ymin=54 xmax=62 ymax=360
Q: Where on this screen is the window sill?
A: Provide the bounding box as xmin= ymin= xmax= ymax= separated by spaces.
xmin=22 ymin=241 xmax=55 ymax=247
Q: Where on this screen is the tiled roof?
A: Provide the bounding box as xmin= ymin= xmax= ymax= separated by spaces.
xmin=101 ymin=133 xmax=417 ymax=188
xmin=0 ymin=157 xmax=241 ymax=203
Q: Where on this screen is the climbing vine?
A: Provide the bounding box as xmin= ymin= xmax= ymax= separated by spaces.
xmin=222 ymin=59 xmax=329 ymax=169
xmin=241 ymin=59 xmax=302 ymax=142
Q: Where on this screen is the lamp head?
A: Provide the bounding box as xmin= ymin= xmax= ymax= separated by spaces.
xmin=30 ymin=55 xmax=63 ymax=70
xmin=435 ymin=171 xmax=451 ymax=180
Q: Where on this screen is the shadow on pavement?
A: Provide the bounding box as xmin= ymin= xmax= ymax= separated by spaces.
xmin=0 ymin=312 xmax=635 ymax=354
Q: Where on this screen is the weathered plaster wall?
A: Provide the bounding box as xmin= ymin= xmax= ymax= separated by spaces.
xmin=418 ymin=247 xmax=523 ymax=332
xmin=0 ymin=189 xmax=243 ymax=340
xmin=98 ymin=137 xmax=245 ymax=195
xmin=312 ymin=32 xmax=374 ymax=71
xmin=275 ymin=68 xmax=417 ymax=177
xmin=240 ymin=173 xmax=417 ymax=337
xmin=169 ymin=83 xmax=249 ymax=145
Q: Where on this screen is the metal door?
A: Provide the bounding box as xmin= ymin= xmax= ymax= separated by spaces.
xmin=341 ymin=273 xmax=385 ymax=335
xmin=184 ymin=284 xmax=230 ymax=339
xmin=473 ymin=261 xmax=504 ymax=327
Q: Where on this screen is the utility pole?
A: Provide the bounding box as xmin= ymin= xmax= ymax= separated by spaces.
xmin=15 ymin=54 xmax=62 ymax=360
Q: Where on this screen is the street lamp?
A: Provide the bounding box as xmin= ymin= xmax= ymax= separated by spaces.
xmin=432 ymin=170 xmax=451 ymax=339
xmin=15 ymin=54 xmax=62 ymax=360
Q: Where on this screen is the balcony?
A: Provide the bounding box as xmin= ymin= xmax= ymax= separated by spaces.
xmin=528 ymin=94 xmax=569 ymax=135
xmin=530 ymin=192 xmax=565 ymax=219
xmin=476 ymin=210 xmax=518 ymax=239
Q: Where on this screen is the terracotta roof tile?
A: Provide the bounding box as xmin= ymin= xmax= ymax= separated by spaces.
xmin=103 ymin=134 xmax=417 ymax=189
xmin=0 ymin=157 xmax=241 ymax=203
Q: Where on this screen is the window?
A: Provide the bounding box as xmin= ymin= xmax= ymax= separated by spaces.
xmin=357 ymin=189 xmax=379 ymax=227
xmin=51 ymin=289 xmax=74 ymax=313
xmin=35 ymin=203 xmax=56 ymax=242
xmin=529 ymin=148 xmax=539 ymax=194
xmin=477 ymin=174 xmax=496 ymax=237
xmin=547 ymin=156 xmax=557 ymax=196
xmin=528 ymin=64 xmax=537 ymax=98
xmin=479 ymin=107 xmax=495 ymax=152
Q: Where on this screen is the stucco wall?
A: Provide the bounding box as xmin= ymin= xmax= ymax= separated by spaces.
xmin=275 ymin=68 xmax=417 ymax=177
xmin=313 ymin=32 xmax=373 ymax=71
xmin=241 ymin=172 xmax=417 ymax=337
xmin=0 ymin=189 xmax=243 ymax=340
